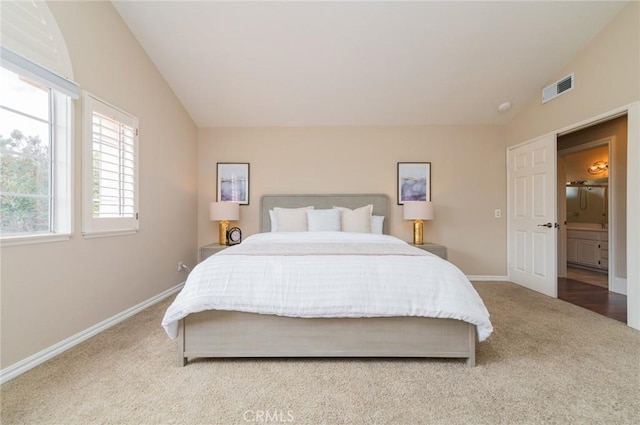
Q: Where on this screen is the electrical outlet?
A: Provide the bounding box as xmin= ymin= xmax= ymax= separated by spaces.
xmin=177 ymin=261 xmax=184 ymax=272
xmin=494 ymin=209 xmax=502 ymax=219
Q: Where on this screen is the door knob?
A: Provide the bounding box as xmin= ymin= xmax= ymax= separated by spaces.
xmin=537 ymin=222 xmax=553 ymax=228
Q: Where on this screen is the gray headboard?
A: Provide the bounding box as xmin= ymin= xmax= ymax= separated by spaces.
xmin=260 ymin=194 xmax=390 ymax=234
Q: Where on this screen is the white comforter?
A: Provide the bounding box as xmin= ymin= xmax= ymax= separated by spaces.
xmin=162 ymin=232 xmax=493 ymax=341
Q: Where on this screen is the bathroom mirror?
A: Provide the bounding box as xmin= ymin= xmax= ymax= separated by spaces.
xmin=566 ymin=178 xmax=608 ymax=224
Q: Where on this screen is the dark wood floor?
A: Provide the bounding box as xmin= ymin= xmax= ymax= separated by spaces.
xmin=558 ymin=278 xmax=627 ymax=323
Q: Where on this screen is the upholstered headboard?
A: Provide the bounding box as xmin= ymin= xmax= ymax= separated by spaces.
xmin=260 ymin=194 xmax=390 ymax=234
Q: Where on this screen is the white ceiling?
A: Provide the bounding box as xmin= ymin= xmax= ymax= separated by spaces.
xmin=112 ymin=1 xmax=627 ymax=127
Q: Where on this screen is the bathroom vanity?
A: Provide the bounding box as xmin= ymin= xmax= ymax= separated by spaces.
xmin=566 ymin=226 xmax=608 ymax=270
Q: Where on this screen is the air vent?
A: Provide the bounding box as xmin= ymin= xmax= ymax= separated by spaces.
xmin=542 ymin=73 xmax=574 ymax=104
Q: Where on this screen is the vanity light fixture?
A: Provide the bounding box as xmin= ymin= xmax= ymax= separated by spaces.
xmin=209 ymin=202 xmax=240 ymax=245
xmin=587 ymin=160 xmax=608 ymax=175
xmin=403 ymin=201 xmax=434 ymax=245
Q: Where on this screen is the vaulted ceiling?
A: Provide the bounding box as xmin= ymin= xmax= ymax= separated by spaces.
xmin=112 ymin=1 xmax=627 ymax=127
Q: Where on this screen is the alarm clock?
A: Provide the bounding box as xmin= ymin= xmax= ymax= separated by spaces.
xmin=226 ymin=227 xmax=242 ymax=245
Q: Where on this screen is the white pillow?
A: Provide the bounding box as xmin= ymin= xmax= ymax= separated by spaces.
xmin=268 ymin=210 xmax=279 ymax=232
xmin=333 ymin=204 xmax=373 ymax=233
xmin=273 ymin=206 xmax=314 ymax=232
xmin=371 ymin=215 xmax=385 ymax=234
xmin=307 ymin=209 xmax=341 ymax=232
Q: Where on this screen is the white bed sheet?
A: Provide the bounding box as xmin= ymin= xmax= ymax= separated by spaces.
xmin=162 ymin=232 xmax=493 ymax=341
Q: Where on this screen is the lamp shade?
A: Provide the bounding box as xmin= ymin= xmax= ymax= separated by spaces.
xmin=403 ymin=201 xmax=434 ymax=220
xmin=209 ymin=202 xmax=240 ymax=221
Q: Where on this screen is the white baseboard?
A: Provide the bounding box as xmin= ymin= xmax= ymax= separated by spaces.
xmin=0 ymin=281 xmax=185 ymax=385
xmin=467 ymin=275 xmax=509 ymax=281
xmin=611 ymin=277 xmax=627 ymax=295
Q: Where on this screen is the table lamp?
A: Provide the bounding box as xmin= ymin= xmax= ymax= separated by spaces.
xmin=209 ymin=202 xmax=240 ymax=245
xmin=403 ymin=201 xmax=434 ymax=245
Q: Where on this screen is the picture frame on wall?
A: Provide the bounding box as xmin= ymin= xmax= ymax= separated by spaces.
xmin=397 ymin=162 xmax=431 ymax=205
xmin=217 ymin=163 xmax=250 ymax=205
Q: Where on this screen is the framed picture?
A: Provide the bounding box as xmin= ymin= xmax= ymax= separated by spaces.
xmin=217 ymin=163 xmax=250 ymax=205
xmin=397 ymin=162 xmax=431 ymax=205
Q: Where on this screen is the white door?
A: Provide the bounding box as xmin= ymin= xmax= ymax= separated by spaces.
xmin=508 ymin=134 xmax=557 ymax=297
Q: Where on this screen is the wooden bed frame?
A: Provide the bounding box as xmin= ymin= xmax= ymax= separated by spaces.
xmin=177 ymin=194 xmax=477 ymax=366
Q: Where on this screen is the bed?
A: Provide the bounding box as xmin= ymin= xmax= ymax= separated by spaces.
xmin=163 ymin=194 xmax=492 ymax=367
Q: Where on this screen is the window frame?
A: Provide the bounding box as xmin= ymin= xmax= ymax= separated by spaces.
xmin=81 ymin=91 xmax=139 ymax=238
xmin=0 ymin=50 xmax=75 ymax=247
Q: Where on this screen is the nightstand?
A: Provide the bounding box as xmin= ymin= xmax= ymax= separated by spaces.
xmin=199 ymin=243 xmax=229 ymax=262
xmin=412 ymin=242 xmax=447 ymax=260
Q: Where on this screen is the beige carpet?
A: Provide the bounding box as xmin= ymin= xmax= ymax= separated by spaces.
xmin=1 ymin=282 xmax=639 ymax=425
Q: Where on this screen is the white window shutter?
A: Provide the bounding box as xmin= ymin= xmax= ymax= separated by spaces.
xmin=82 ymin=92 xmax=139 ymax=237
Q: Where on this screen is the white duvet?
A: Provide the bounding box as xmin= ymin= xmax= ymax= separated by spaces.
xmin=162 ymin=232 xmax=493 ymax=341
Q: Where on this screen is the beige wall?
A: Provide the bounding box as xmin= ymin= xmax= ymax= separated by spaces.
xmin=0 ymin=2 xmax=198 ymax=369
xmin=506 ymin=2 xmax=639 ymax=144
xmin=198 ymin=126 xmax=507 ymax=276
xmin=506 ymin=2 xmax=639 ymax=329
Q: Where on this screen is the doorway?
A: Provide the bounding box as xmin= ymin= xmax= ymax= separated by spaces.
xmin=556 ymin=115 xmax=627 ymax=294
xmin=555 ymin=115 xmax=628 ymax=320
xmin=558 ymin=141 xmax=610 ymax=287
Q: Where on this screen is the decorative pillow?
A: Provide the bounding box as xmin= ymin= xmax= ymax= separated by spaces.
xmin=371 ymin=215 xmax=385 ymax=234
xmin=273 ymin=206 xmax=314 ymax=232
xmin=307 ymin=209 xmax=341 ymax=232
xmin=268 ymin=210 xmax=278 ymax=232
xmin=333 ymin=204 xmax=373 ymax=233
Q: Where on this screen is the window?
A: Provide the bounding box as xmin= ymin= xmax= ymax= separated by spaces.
xmin=82 ymin=92 xmax=139 ymax=237
xmin=1 ymin=47 xmax=75 ymax=245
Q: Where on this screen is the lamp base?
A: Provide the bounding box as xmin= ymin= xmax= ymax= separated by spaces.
xmin=413 ymin=220 xmax=424 ymax=245
xmin=219 ymin=220 xmax=230 ymax=245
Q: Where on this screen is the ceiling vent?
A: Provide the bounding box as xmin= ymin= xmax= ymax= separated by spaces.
xmin=542 ymin=73 xmax=574 ymax=104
